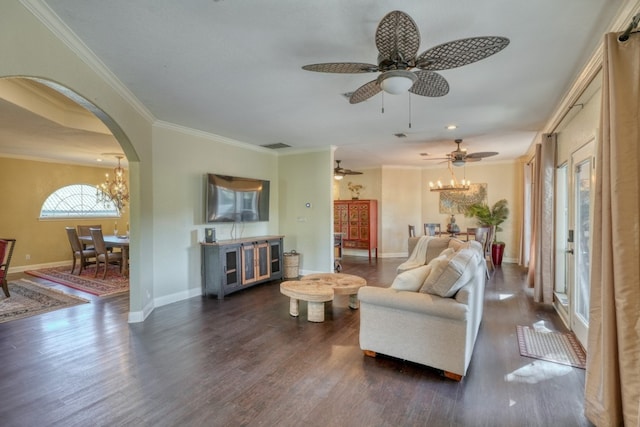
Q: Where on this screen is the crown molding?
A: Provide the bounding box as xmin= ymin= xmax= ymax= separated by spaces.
xmin=153 ymin=120 xmax=280 ymax=155
xmin=19 ymin=0 xmax=155 ymax=124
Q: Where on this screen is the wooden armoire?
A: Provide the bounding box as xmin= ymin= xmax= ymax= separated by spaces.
xmin=333 ymin=199 xmax=378 ymax=260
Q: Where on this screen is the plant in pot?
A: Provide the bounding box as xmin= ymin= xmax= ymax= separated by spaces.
xmin=464 ymin=199 xmax=509 ymax=266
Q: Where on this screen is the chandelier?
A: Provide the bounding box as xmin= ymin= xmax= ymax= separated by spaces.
xmin=429 ymin=162 xmax=470 ymax=192
xmin=96 ymin=155 xmax=129 ymax=211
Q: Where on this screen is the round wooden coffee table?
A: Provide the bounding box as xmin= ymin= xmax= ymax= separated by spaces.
xmin=301 ymin=273 xmax=367 ymax=309
xmin=279 ymin=280 xmax=334 ymax=322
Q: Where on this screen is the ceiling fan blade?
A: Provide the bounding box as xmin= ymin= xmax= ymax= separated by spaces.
xmin=375 ymin=11 xmax=420 ymax=63
xmin=415 ymin=36 xmax=510 ymax=71
xmin=464 ymin=157 xmax=482 ymax=162
xmin=409 ymin=70 xmax=449 ymax=97
xmin=302 ymin=62 xmax=378 ymax=73
xmin=422 ymin=157 xmax=452 ymax=161
xmin=349 ymin=80 xmax=381 ymax=104
xmin=466 ymin=151 xmax=498 ymax=159
xmin=343 ymin=169 xmax=363 ymax=175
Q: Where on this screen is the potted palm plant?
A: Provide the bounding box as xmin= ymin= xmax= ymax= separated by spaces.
xmin=464 ymin=199 xmax=509 ymax=266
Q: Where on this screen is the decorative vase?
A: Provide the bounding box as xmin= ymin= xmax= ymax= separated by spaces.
xmin=351 ymin=196 xmax=359 ymax=200
xmin=491 ymin=242 xmax=505 ymax=266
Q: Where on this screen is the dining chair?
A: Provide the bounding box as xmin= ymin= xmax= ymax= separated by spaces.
xmin=484 ymin=226 xmax=496 ymax=273
xmin=466 ymin=227 xmax=477 ymax=241
xmin=424 ymin=223 xmax=441 ymax=236
xmin=65 ymin=227 xmax=97 ymax=275
xmin=0 ymin=238 xmax=16 ymax=297
xmin=77 ymin=224 xmax=102 ymax=249
xmin=408 ymin=225 xmax=416 ymax=237
xmin=89 ymin=228 xmax=123 ymax=279
xmin=472 ymin=226 xmax=494 ymax=276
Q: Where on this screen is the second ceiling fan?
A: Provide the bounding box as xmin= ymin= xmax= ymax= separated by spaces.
xmin=302 ymin=10 xmax=509 ymax=104
xmin=334 ymin=160 xmax=363 ymax=180
xmin=424 ymin=139 xmax=498 ymax=166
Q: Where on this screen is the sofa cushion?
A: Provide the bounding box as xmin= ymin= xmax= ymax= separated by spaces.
xmin=391 ymin=264 xmax=432 ymax=292
xmin=424 ymin=238 xmax=452 ymax=263
xmin=421 ymin=248 xmax=479 ymax=297
xmin=448 ymin=238 xmax=468 ymax=251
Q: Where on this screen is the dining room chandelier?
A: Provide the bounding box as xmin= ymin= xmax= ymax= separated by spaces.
xmin=429 ymin=161 xmax=470 ymax=192
xmin=96 ymin=155 xmax=129 ymax=211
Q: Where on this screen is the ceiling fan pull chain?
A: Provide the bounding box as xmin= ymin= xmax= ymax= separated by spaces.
xmin=408 ymin=93 xmax=412 ymax=129
xmin=381 ymin=91 xmax=385 ymax=114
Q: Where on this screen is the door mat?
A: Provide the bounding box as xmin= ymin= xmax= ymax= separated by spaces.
xmin=0 ymin=279 xmax=89 ymax=323
xmin=516 ymin=325 xmax=586 ymax=369
xmin=25 ymin=265 xmax=129 ymax=297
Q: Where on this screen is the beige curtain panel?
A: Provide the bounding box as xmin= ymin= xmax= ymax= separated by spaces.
xmin=584 ymin=31 xmax=640 ymax=427
xmin=527 ymin=134 xmax=556 ymax=304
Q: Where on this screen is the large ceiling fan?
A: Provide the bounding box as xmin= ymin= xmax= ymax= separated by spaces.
xmin=302 ymin=10 xmax=509 ymax=104
xmin=424 ymin=139 xmax=498 ymax=166
xmin=334 ymin=160 xmax=363 ymax=180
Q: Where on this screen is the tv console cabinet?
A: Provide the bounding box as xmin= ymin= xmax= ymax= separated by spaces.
xmin=201 ymin=235 xmax=284 ymax=299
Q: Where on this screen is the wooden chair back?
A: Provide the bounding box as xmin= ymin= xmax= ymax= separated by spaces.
xmin=66 ymin=227 xmax=84 ymax=253
xmin=408 ymin=225 xmax=416 ymax=237
xmin=466 ymin=227 xmax=477 ymax=241
xmin=0 ymin=238 xmax=17 ymax=297
xmin=472 ymin=227 xmax=491 ymax=249
xmin=424 ymin=223 xmax=441 ymax=236
xmin=89 ymin=228 xmax=109 ymax=255
xmin=77 ymin=224 xmax=101 ymax=238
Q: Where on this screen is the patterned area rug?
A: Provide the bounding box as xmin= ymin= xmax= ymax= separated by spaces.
xmin=516 ymin=325 xmax=586 ymax=369
xmin=26 ymin=265 xmax=129 ymax=297
xmin=0 ymin=279 xmax=89 ymax=323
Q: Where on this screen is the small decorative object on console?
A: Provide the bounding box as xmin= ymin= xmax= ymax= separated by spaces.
xmin=347 ymin=182 xmax=364 ymax=200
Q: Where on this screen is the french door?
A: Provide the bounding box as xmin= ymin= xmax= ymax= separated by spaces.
xmin=568 ymin=140 xmax=595 ymax=348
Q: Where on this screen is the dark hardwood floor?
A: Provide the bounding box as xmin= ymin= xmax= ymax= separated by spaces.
xmin=1 ymin=257 xmax=591 ymax=427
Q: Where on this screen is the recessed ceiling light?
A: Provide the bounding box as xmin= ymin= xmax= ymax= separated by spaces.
xmin=446 ymin=124 xmax=457 ymax=130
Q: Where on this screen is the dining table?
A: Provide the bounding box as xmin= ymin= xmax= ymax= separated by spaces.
xmin=79 ymin=234 xmax=129 ymax=276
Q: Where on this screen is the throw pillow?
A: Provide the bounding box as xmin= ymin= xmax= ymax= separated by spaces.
xmin=391 ymin=264 xmax=433 ymax=292
xmin=421 ymin=248 xmax=479 ymax=297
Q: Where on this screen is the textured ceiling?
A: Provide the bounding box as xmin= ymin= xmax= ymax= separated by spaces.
xmin=0 ymin=0 xmax=627 ymax=169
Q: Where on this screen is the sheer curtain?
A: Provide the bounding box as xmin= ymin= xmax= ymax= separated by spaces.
xmin=584 ymin=32 xmax=640 ymax=427
xmin=527 ymin=134 xmax=556 ymax=304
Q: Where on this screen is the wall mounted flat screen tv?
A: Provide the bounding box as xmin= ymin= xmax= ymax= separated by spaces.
xmin=205 ymin=174 xmax=270 ymax=222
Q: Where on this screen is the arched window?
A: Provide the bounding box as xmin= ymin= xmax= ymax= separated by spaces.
xmin=40 ymin=184 xmax=120 ymax=219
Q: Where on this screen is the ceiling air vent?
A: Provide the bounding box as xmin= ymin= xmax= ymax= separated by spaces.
xmin=261 ymin=143 xmax=291 ymax=149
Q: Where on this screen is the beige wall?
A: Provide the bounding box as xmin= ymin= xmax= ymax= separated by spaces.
xmin=279 ymin=149 xmax=334 ymax=273
xmin=557 ymin=87 xmax=600 ymax=164
xmin=150 ymin=124 xmax=282 ymax=301
xmin=0 ymin=157 xmax=129 ymax=268
xmin=380 ymin=166 xmax=423 ymax=257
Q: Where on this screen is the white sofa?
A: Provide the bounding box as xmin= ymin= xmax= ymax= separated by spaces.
xmin=357 ymin=236 xmax=486 ymax=380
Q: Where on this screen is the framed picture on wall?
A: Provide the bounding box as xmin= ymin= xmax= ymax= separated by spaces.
xmin=439 ymin=183 xmax=488 ymax=214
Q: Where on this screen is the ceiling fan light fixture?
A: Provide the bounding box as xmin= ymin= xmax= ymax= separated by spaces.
xmin=334 ymin=174 xmax=344 ymax=180
xmin=377 ymin=70 xmax=416 ymax=95
xmin=452 ymin=158 xmax=465 ymax=167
